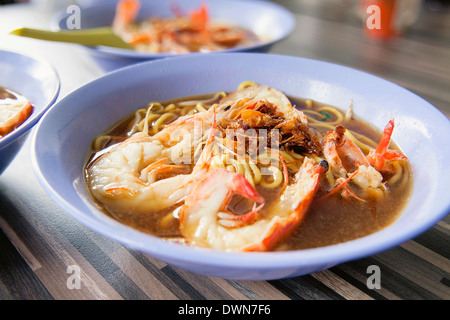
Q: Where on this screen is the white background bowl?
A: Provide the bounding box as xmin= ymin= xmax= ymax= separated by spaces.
xmin=31 ymin=53 xmax=450 ymax=280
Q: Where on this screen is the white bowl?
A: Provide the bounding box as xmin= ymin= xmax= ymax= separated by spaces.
xmin=0 ymin=49 xmax=59 ymax=174
xmin=56 ymin=0 xmax=295 ymax=60
xmin=31 ymin=53 xmax=450 ymax=280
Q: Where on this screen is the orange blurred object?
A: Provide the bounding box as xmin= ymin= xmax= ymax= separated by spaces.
xmin=112 ymin=0 xmax=140 ymax=31
xmin=362 ymin=0 xmax=398 ymax=39
xmin=189 ymin=3 xmax=210 ymax=31
xmin=360 ymin=0 xmax=421 ymax=40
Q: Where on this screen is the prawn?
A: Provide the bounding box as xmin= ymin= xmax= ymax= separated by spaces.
xmin=177 ymin=85 xmax=330 ymax=251
xmin=86 ymin=104 xmax=217 ymax=215
xmin=86 ymin=85 xmax=279 ymax=217
xmin=86 ymin=90 xmax=247 ymax=217
xmin=366 ymin=119 xmax=408 ymax=173
xmin=322 ymin=119 xmax=407 ymax=200
xmin=217 ymin=84 xmax=306 ymax=123
xmin=86 ymin=132 xmax=194 ymax=216
xmin=179 ymin=157 xmax=328 ymax=252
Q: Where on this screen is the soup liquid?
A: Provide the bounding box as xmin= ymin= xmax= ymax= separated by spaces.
xmin=86 ymin=94 xmax=413 ymax=251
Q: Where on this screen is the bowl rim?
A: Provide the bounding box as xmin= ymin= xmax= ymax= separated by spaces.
xmin=54 ymin=0 xmax=296 ymax=59
xmin=0 ymin=49 xmax=60 ymax=148
xmin=31 ymin=52 xmax=450 ymax=274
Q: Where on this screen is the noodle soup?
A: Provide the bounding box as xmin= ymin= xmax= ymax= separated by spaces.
xmin=85 ymin=83 xmax=413 ymax=252
xmin=280 ymin=97 xmax=413 ymax=250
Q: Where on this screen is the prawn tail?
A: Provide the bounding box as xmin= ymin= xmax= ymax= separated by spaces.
xmin=113 ymin=0 xmax=141 ymax=32
xmin=367 ymin=119 xmax=408 ymax=172
xmin=244 ymin=159 xmax=327 ymax=252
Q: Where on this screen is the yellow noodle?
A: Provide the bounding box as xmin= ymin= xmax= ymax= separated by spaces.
xmin=180 ymin=105 xmax=194 ymax=116
xmin=240 ymin=161 xmax=256 ymax=187
xmin=209 ymin=148 xmax=274 ymax=187
xmin=308 ymin=121 xmax=336 ymax=131
xmin=164 ymin=103 xmax=177 ymax=112
xmin=395 ymin=164 xmax=409 ymax=190
xmin=259 ymin=166 xmax=283 ymax=189
xmin=366 ymin=187 xmax=384 ymax=200
xmin=137 ymin=114 xmax=160 ymax=132
xmin=152 ymin=112 xmax=176 ymax=135
xmin=127 ymin=109 xmax=146 ymax=135
xmin=210 ymin=154 xmax=225 ymax=169
xmin=249 ymin=162 xmax=262 ymax=185
xmin=343 ymin=130 xmax=374 ymax=154
xmin=177 ymin=91 xmax=227 ymax=106
xmin=350 ymin=130 xmax=378 ymax=147
xmin=303 ymin=110 xmax=326 ymax=120
xmin=257 ymin=151 xmax=280 ymax=166
xmin=388 ymin=161 xmax=404 ymax=186
xmin=278 ymin=150 xmax=304 ymax=171
xmin=195 ymin=103 xmax=207 ymax=113
xmin=345 ymin=100 xmax=354 ymax=120
xmin=325 ymin=168 xmax=336 ymax=189
xmin=278 ymin=150 xmax=295 ymax=163
xmin=142 ymin=105 xmax=154 ymax=136
xmin=304 ymin=106 xmax=344 ymax=125
xmin=193 ymin=140 xmax=207 ymax=161
xmin=289 ymin=150 xmax=304 ymax=160
xmin=93 ymin=135 xmax=111 ymax=152
xmin=159 ymin=211 xmax=176 ymax=229
xmin=309 ymin=154 xmax=323 ymax=163
xmin=317 ymin=106 xmax=344 ymax=125
xmin=147 ymin=102 xmax=164 ymax=113
xmin=228 ymin=158 xmax=246 ymax=176
xmin=357 ymin=135 xmax=378 ymax=148
xmin=305 ymin=99 xmax=313 ymax=109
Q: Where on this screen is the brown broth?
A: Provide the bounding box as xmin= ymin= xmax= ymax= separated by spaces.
xmin=86 ymin=93 xmax=413 ymax=251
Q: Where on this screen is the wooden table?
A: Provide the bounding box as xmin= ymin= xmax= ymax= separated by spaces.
xmin=0 ymin=0 xmax=449 ymax=301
